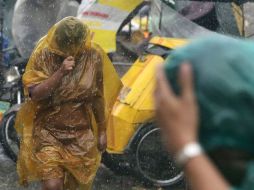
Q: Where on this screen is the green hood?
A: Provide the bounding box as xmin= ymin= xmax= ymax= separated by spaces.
xmin=164 ymin=35 xmax=254 ymax=154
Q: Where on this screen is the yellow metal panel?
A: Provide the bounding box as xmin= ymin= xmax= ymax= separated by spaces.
xmin=130 ymin=59 xmax=157 ymax=110
xmin=112 ymin=102 xmax=154 ymax=124
xmin=107 ymin=116 xmax=136 ymax=153
xmin=107 ymin=103 xmax=138 ymax=153
xmin=106 ymin=56 xmax=162 ymax=152
xmin=133 ymin=110 xmax=154 ymax=125
xmin=99 ymin=0 xmax=143 ymax=12
xmin=84 ymin=29 xmax=116 ymax=53
xmin=133 ymin=76 xmax=155 ymax=111
xmin=107 ymin=104 xmax=154 ymax=152
xmin=107 ymin=37 xmax=189 ymax=153
xmin=124 ymin=56 xmax=163 ymax=106
xmin=121 ymin=55 xmax=153 ymax=86
xmin=119 ymin=55 xmax=155 ymax=103
xmin=120 ymin=64 xmax=143 ymax=87
xmin=79 ymin=0 xmax=143 ymax=52
xmin=111 ymin=102 xmax=138 ymax=122
xmin=150 ymin=37 xmax=188 ymax=49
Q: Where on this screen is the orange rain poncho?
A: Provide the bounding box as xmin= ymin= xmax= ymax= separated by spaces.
xmin=14 ymin=16 xmax=122 ymax=189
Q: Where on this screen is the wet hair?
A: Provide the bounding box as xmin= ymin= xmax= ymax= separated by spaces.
xmin=55 ymin=17 xmax=86 ymax=50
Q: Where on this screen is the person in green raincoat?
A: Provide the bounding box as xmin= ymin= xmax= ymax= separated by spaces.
xmin=154 ymin=35 xmax=254 ymax=190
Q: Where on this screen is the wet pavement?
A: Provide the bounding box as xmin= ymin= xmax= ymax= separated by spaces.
xmin=0 ymin=163 xmax=187 ymax=190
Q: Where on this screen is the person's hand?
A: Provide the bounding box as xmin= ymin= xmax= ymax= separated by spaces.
xmin=97 ymin=129 xmax=107 ymax=152
xmin=59 ymin=56 xmax=75 ymax=75
xmin=154 ymin=63 xmax=199 ymax=155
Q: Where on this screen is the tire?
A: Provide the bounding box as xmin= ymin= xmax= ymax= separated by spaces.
xmin=102 ymin=152 xmax=132 ymax=175
xmin=134 ymin=123 xmax=184 ymax=187
xmin=0 ymin=111 xmax=19 ymax=162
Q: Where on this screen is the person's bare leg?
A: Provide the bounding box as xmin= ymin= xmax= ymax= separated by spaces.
xmin=41 ymin=178 xmax=64 ymax=190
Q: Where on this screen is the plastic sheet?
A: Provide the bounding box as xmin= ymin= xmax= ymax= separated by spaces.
xmin=150 ymin=0 xmax=214 ymax=38
xmin=12 ymin=0 xmax=79 ymax=58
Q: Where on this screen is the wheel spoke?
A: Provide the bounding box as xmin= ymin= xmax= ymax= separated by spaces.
xmin=136 ymin=127 xmax=184 ymax=186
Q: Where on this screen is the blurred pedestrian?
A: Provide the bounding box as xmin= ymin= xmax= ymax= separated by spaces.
xmin=154 ymin=35 xmax=254 ymax=190
xmin=15 ymin=16 xmax=122 ymax=190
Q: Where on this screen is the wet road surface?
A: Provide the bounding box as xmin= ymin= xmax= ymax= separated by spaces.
xmin=0 ymin=144 xmax=186 ymax=190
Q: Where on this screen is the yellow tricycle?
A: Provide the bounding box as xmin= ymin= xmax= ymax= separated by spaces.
xmin=102 ymin=36 xmax=187 ymax=187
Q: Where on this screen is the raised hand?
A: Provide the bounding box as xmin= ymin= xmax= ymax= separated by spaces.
xmin=154 ymin=63 xmax=199 ymax=155
xmin=59 ymin=56 xmax=75 ymax=75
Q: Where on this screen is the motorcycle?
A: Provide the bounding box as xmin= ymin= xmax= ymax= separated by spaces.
xmin=0 ymin=0 xmax=27 ymax=163
xmin=0 ymin=55 xmax=26 ymax=163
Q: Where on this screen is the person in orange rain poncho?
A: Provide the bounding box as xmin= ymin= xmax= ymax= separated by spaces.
xmin=14 ymin=16 xmax=122 ymax=190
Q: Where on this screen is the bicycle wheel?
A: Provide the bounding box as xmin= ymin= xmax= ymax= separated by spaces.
xmin=0 ymin=111 xmax=19 ymax=162
xmin=135 ymin=123 xmax=184 ymax=187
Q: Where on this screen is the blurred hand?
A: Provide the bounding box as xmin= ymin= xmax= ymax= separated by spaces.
xmin=59 ymin=56 xmax=75 ymax=75
xmin=154 ymin=63 xmax=199 ymax=155
xmin=97 ymin=129 xmax=107 ymax=152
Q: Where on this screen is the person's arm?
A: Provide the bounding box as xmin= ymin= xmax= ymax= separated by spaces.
xmin=185 ymin=154 xmax=230 ymax=190
xmin=29 ymin=56 xmax=75 ymax=101
xmin=92 ymin=94 xmax=107 ymax=152
xmin=91 ymin=97 xmax=105 ymax=127
xmin=154 ymin=63 xmax=230 ymax=190
xmin=91 ymin=54 xmax=107 ymax=152
xmin=91 ymin=57 xmax=105 ymax=127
